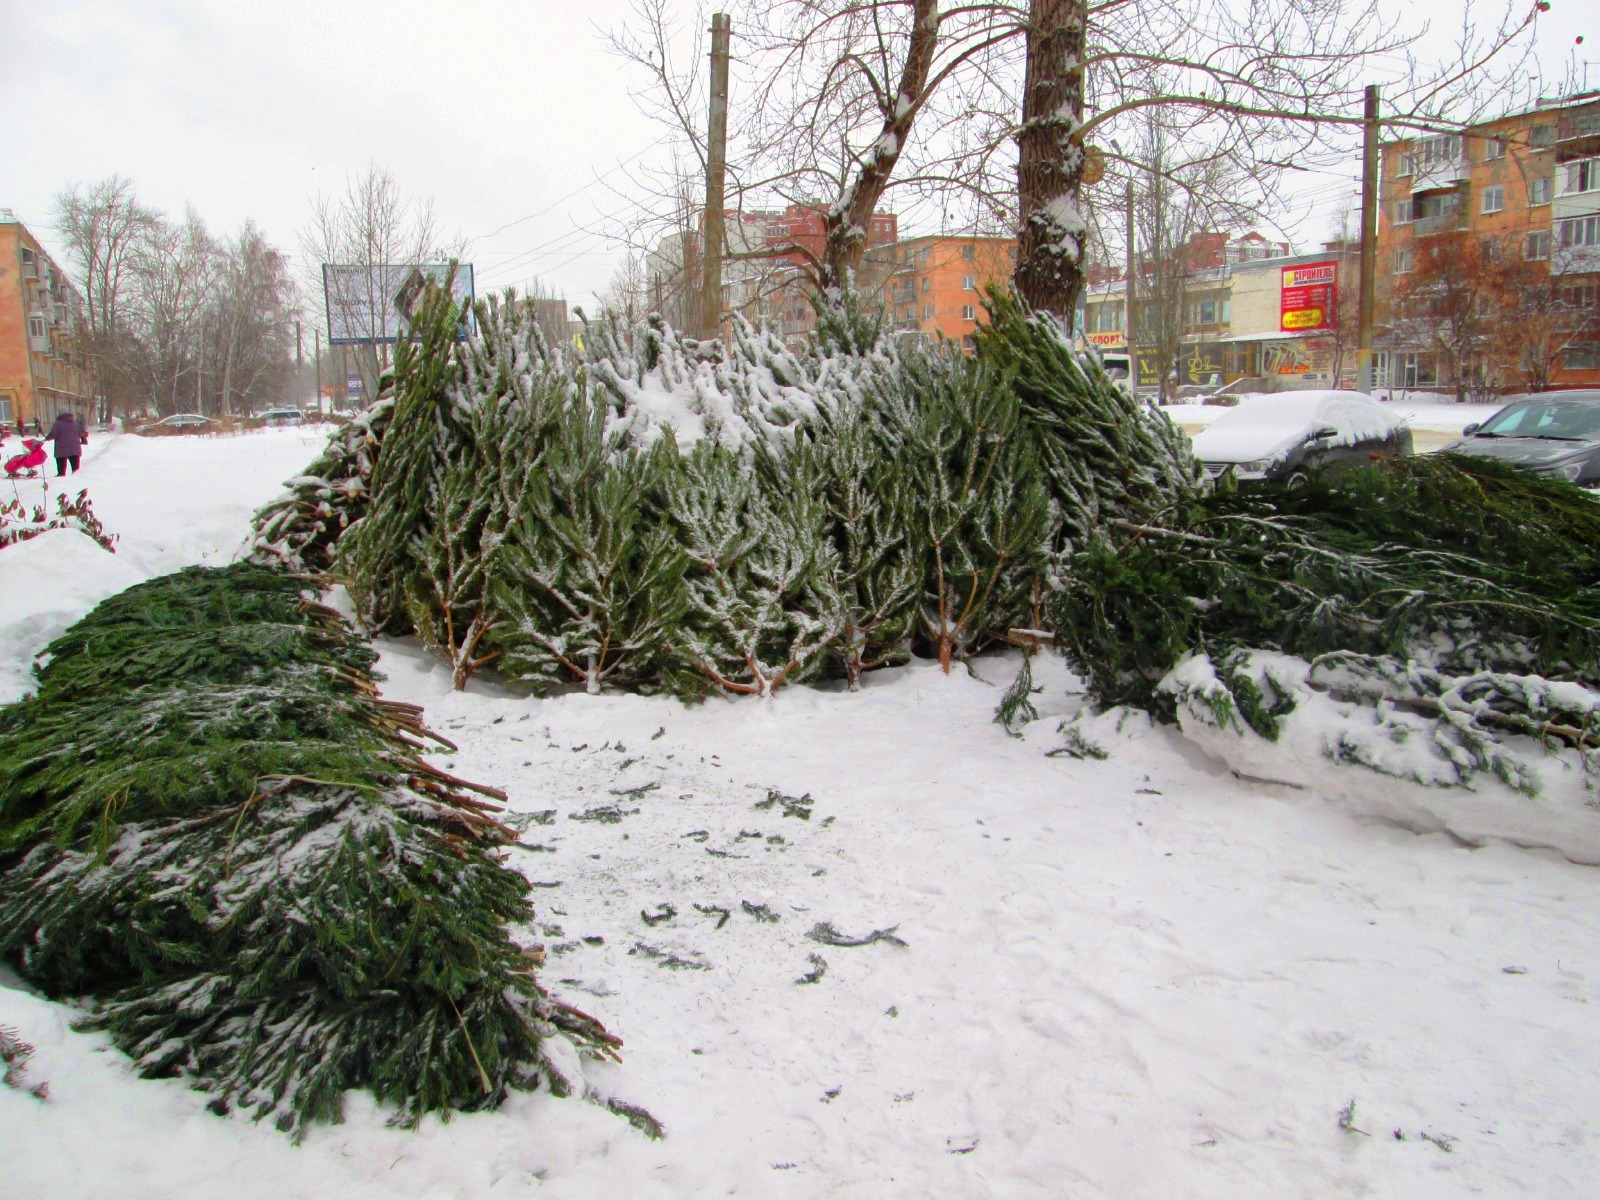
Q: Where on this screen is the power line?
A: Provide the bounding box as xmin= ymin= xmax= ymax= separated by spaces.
xmin=466 ymin=144 xmax=660 ymax=245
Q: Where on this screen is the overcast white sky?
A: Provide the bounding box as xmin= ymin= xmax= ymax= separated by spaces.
xmin=4 ymin=0 xmax=1593 ymax=318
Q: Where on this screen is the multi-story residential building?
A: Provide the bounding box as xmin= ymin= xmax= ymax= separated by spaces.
xmin=1375 ymin=91 xmax=1600 ymax=391
xmin=1082 ymin=231 xmax=1320 ymax=389
xmin=1 ymin=210 xmax=92 ymax=431
xmin=864 ymin=234 xmax=1016 ymax=351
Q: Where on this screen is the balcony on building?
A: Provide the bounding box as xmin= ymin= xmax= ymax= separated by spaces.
xmin=1555 ymin=104 xmax=1600 ymax=161
xmin=1405 ymin=134 xmax=1471 ymax=194
xmin=1553 ymin=156 xmax=1600 ymax=224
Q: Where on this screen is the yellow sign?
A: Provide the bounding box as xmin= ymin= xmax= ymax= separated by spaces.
xmin=1282 ymin=308 xmax=1325 ymax=330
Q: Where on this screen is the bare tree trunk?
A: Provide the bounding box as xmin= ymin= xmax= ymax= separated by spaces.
xmin=819 ymin=0 xmax=939 ymax=296
xmin=1015 ymin=0 xmax=1088 ymax=319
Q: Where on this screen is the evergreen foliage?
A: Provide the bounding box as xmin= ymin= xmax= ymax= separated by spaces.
xmin=488 ymin=405 xmax=690 ymax=695
xmin=1055 ymin=456 xmax=1600 ymax=718
xmin=258 ymin=279 xmax=1600 ymax=757
xmin=974 ymin=288 xmax=1202 ymax=554
xmin=890 ymin=348 xmax=1052 ymax=670
xmin=249 ymin=397 xmax=393 ymax=574
xmin=338 ymin=279 xmax=467 ymax=634
xmin=0 ymin=564 xmax=619 ymax=1138
xmin=666 ymin=441 xmax=843 ymax=696
xmin=804 ymin=299 xmax=920 ymax=687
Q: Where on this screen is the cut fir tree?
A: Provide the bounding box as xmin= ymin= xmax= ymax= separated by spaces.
xmin=0 ymin=563 xmax=622 ymax=1138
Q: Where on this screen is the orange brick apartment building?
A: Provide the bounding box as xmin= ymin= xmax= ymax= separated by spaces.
xmin=1 ymin=210 xmax=92 ymax=432
xmin=869 ymin=234 xmax=1016 ymax=350
xmin=1375 ymin=92 xmax=1600 ymax=390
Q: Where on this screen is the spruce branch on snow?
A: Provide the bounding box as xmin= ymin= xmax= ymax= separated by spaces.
xmin=0 ymin=564 xmax=620 ymax=1139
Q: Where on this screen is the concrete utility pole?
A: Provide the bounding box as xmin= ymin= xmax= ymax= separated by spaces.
xmin=1125 ymin=180 xmax=1137 ymax=385
xmin=315 ymin=329 xmax=323 ymax=418
xmin=700 ymin=12 xmax=731 ymax=341
xmin=1357 ymin=84 xmax=1380 ymax=393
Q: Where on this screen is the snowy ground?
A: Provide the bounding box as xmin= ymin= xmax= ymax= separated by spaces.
xmin=3 ymin=428 xmax=1598 ymax=1199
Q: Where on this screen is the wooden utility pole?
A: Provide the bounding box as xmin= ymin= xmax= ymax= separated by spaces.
xmin=700 ymin=13 xmax=732 ymax=341
xmin=1357 ymin=84 xmax=1380 ymax=393
xmin=314 ymin=329 xmax=323 ymax=418
xmin=1125 ymin=180 xmax=1137 ymax=386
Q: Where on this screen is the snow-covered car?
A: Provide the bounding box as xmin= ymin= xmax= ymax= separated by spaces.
xmin=140 ymin=413 xmax=218 ymax=433
xmin=255 ymin=408 xmax=305 ymax=427
xmin=1442 ymin=391 xmax=1600 ymax=487
xmin=1189 ymin=391 xmax=1412 ymax=487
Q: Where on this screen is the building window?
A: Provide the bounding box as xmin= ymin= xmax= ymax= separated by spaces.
xmin=1530 ymin=124 xmax=1555 ymax=147
xmin=962 ymin=274 xmax=975 ymax=290
xmin=1565 ymin=159 xmax=1600 ymax=195
xmin=1394 ymin=149 xmax=1413 ymax=178
xmin=962 ymin=304 xmax=977 ymax=321
xmin=1413 ymin=133 xmax=1462 ymax=168
xmin=1561 ymin=282 xmax=1600 ymax=310
xmin=962 ymin=243 xmax=976 ymax=260
xmin=1481 ymin=186 xmax=1505 ymax=214
xmin=1393 ymin=201 xmax=1413 ymax=225
xmin=28 ymin=315 xmax=46 ymax=339
xmin=961 ymin=335 xmax=976 ymax=353
xmin=1525 ymin=230 xmax=1551 ymax=260
xmin=1396 ymin=351 xmax=1436 ymax=387
xmin=1557 ymin=215 xmax=1600 ymax=248
xmin=922 ymin=304 xmax=933 ymax=320
xmin=919 ymin=247 xmax=930 ymax=263
xmin=1530 ymin=177 xmax=1552 ymax=205
xmin=1565 ymin=343 xmax=1600 ymax=369
xmin=1221 ymin=297 xmax=1232 ymax=324
xmin=921 ymin=276 xmax=930 ymax=293
xmin=1483 ymin=137 xmax=1506 ymax=160
xmin=1393 ymin=247 xmax=1413 ymax=274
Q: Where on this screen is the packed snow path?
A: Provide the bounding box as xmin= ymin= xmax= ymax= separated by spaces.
xmin=2 ymin=429 xmax=1596 ymax=1198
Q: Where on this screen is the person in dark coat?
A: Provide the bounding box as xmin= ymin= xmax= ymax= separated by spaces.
xmin=45 ymin=411 xmax=83 ymax=476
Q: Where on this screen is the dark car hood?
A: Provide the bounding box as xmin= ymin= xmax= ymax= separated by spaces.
xmin=1445 ymin=435 xmax=1597 ymax=466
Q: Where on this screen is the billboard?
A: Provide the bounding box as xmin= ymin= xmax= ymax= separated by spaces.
xmin=1280 ymin=260 xmax=1337 ymax=332
xmin=322 ymin=262 xmax=476 ymax=345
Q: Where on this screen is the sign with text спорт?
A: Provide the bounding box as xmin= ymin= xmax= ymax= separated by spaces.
xmin=1280 ymin=261 xmax=1337 ymax=332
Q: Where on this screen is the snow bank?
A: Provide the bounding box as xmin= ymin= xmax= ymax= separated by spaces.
xmin=0 ymin=428 xmax=335 ymax=703
xmin=0 ymin=530 xmax=145 ymax=701
xmin=1160 ymin=652 xmax=1600 ymax=865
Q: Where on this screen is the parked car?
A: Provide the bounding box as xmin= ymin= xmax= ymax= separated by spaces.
xmin=1442 ymin=391 xmax=1600 ymax=487
xmin=255 ymin=408 xmax=305 ymax=427
xmin=1189 ymin=391 xmax=1413 ymax=487
xmin=137 ymin=413 xmax=218 ymax=434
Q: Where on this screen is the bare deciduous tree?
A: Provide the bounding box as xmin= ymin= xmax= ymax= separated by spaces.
xmin=300 ymin=164 xmax=460 ymax=392
xmin=610 ymin=0 xmax=1544 ymax=325
xmin=54 ymin=175 xmax=160 ymax=420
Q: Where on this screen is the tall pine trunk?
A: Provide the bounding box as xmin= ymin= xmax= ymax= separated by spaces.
xmin=1016 ymin=0 xmax=1088 ymax=320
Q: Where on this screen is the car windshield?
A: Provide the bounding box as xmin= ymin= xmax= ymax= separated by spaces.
xmin=1477 ymin=401 xmax=1600 ymax=440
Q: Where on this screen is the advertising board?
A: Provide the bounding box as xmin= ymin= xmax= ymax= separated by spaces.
xmin=1280 ymin=260 xmax=1337 ymax=332
xmin=322 ymin=262 xmax=476 ymax=345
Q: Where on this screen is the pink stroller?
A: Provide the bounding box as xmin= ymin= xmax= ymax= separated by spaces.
xmin=4 ymin=438 xmax=47 ymax=479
